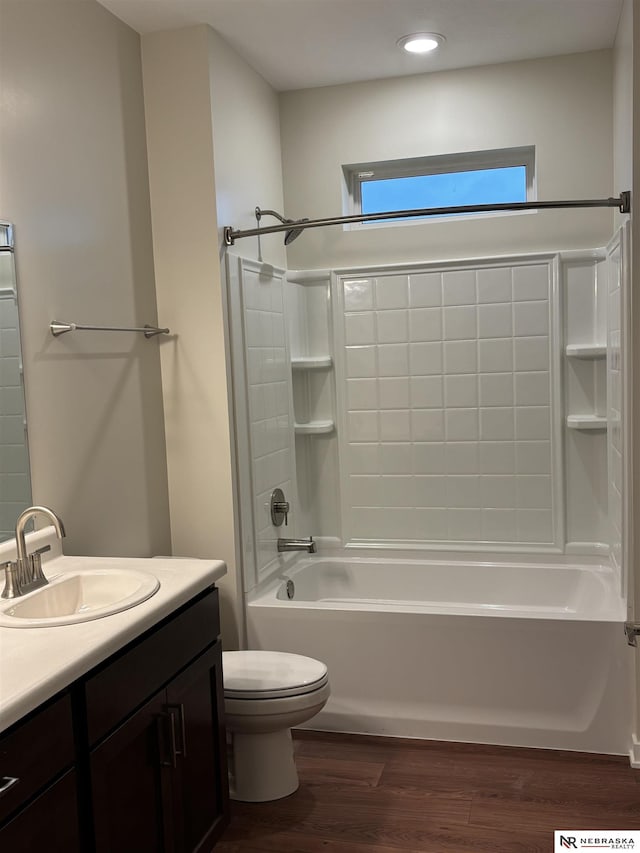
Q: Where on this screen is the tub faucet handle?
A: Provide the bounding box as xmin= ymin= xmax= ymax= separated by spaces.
xmin=270 ymin=488 xmax=290 ymax=527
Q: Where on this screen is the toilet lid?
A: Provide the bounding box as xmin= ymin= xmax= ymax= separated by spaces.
xmin=223 ymin=650 xmax=328 ymax=699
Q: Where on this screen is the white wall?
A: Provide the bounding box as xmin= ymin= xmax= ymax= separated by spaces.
xmin=0 ymin=0 xmax=170 ymax=556
xmin=280 ymin=51 xmax=614 ymax=270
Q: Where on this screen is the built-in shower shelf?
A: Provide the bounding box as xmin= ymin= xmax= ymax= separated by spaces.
xmin=566 ymin=415 xmax=607 ymax=431
xmin=565 ymin=344 xmax=606 ymax=359
xmin=291 ymin=356 xmax=333 ymax=370
xmin=294 ymin=420 xmax=335 ymax=435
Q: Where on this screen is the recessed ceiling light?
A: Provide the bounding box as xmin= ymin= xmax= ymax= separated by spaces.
xmin=397 ymin=33 xmax=445 ymax=54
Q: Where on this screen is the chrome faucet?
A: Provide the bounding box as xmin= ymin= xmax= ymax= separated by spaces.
xmin=277 ymin=536 xmax=316 ymax=554
xmin=1 ymin=506 xmax=66 ymax=599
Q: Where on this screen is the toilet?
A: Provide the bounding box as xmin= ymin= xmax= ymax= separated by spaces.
xmin=222 ymin=650 xmax=330 ymax=802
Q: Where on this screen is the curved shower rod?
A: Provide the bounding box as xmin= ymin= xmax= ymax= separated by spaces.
xmin=224 ymin=191 xmax=631 ymax=247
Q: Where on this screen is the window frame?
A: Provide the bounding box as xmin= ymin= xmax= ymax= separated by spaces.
xmin=342 ymin=146 xmax=536 ymax=229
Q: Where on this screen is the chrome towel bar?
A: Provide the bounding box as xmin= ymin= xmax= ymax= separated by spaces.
xmin=50 ymin=321 xmax=170 ymax=338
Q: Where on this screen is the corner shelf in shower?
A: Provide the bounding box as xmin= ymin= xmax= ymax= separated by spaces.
xmin=294 ymin=419 xmax=335 ymax=435
xmin=565 ymin=344 xmax=606 ymax=359
xmin=291 ymin=356 xmax=333 ymax=370
xmin=566 ymin=415 xmax=607 ymax=431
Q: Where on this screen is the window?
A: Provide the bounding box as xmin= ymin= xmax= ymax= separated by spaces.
xmin=343 ymin=147 xmax=535 ymax=226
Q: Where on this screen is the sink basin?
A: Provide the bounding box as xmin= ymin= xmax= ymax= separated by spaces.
xmin=0 ymin=569 xmax=160 ymax=627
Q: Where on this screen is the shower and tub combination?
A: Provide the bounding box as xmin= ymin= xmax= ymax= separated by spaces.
xmin=225 ymin=193 xmax=633 ymax=758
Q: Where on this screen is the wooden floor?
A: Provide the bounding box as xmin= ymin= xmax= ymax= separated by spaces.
xmin=217 ymin=730 xmax=640 ymax=853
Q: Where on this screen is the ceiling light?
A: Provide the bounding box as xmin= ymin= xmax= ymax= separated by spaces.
xmin=397 ymin=33 xmax=445 ymax=54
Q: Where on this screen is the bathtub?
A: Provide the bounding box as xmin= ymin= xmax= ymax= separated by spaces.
xmin=247 ymin=555 xmax=632 ymax=754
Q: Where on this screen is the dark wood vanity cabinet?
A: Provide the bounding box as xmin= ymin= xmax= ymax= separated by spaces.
xmin=0 ymin=694 xmax=81 ymax=851
xmin=91 ymin=689 xmax=172 ymax=852
xmin=87 ymin=586 xmax=229 ymax=853
xmin=90 ymin=641 xmax=227 ymax=853
xmin=167 ymin=644 xmax=228 ymax=853
xmin=0 ymin=771 xmax=82 ymax=852
xmin=0 ymin=585 xmax=229 ymax=853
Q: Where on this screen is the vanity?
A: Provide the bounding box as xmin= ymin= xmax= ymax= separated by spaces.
xmin=0 ymin=527 xmax=229 ymax=852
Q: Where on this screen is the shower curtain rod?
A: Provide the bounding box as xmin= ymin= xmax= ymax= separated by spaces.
xmin=223 ymin=191 xmax=630 ymax=246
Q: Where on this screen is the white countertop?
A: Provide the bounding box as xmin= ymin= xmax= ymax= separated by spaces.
xmin=0 ymin=530 xmax=226 ymax=734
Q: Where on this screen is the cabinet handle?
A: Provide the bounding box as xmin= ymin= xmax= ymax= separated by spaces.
xmin=167 ymin=703 xmax=187 ymax=758
xmin=0 ymin=776 xmax=19 ymax=796
xmin=157 ymin=712 xmax=178 ymax=769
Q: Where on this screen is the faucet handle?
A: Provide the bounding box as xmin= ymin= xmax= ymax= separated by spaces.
xmin=1 ymin=561 xmax=18 ymax=599
xmin=31 ymin=545 xmax=51 ymax=557
xmin=28 ymin=545 xmax=50 ymax=581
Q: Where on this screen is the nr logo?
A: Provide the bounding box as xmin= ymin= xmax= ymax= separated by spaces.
xmin=560 ymin=838 xmax=578 ymax=849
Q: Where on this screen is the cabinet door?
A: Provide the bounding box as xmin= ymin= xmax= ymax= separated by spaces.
xmin=0 ymin=693 xmax=74 ymax=824
xmin=167 ymin=641 xmax=229 ymax=853
xmin=0 ymin=770 xmax=80 ymax=852
xmin=91 ymin=690 xmax=175 ymax=853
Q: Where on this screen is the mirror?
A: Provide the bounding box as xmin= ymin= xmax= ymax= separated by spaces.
xmin=0 ymin=222 xmax=33 ymax=541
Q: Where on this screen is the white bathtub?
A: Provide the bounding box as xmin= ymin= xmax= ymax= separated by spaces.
xmin=247 ymin=555 xmax=632 ymax=754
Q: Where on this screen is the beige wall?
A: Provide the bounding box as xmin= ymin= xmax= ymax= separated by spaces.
xmin=142 ymin=24 xmax=288 ymax=648
xmin=630 ymin=0 xmax=640 ymax=751
xmin=208 ymin=28 xmax=286 ymax=270
xmin=280 ymin=51 xmax=614 ymax=270
xmin=0 ymin=0 xmax=170 ymax=556
xmin=142 ymin=26 xmax=240 ymax=647
xmin=614 ymin=0 xmax=633 ymax=208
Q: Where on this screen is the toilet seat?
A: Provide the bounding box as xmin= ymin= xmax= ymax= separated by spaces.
xmin=223 ymin=650 xmax=328 ymax=700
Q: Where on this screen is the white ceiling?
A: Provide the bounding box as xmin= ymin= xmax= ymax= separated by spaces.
xmin=98 ymin=0 xmax=624 ymax=91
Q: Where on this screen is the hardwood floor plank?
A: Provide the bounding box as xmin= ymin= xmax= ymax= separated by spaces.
xmin=214 ymin=842 xmax=243 ymax=852
xmin=469 ymin=793 xmax=640 ymax=833
xmin=217 ymin=829 xmax=432 ymax=853
xmin=223 ymin=789 xmax=472 ymax=849
xmin=222 ymin=815 xmax=551 ymax=853
xmin=230 ymin=784 xmax=472 ymax=823
xmin=294 ymin=731 xmax=406 ymax=764
xmin=379 ymin=763 xmax=532 ymax=797
xmin=381 ymin=744 xmax=629 ymax=775
xmin=379 ymin=743 xmax=635 ymax=798
xmin=295 ymin=755 xmax=385 ymax=787
xmin=295 ymin=731 xmax=628 ymax=767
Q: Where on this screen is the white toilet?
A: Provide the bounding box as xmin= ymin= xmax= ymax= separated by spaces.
xmin=222 ymin=650 xmax=330 ymax=802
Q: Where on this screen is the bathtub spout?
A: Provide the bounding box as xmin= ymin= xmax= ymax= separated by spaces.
xmin=277 ymin=536 xmax=316 ymax=554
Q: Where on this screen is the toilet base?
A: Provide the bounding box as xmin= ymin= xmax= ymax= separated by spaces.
xmin=229 ymin=728 xmax=298 ymax=802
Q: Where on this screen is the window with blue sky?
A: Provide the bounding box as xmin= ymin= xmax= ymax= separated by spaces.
xmin=360 ymin=166 xmax=527 ymax=220
xmin=343 ymin=147 xmax=535 ymax=225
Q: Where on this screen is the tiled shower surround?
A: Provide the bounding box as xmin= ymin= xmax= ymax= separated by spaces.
xmin=607 ymin=225 xmax=628 ymax=589
xmin=338 ymin=260 xmax=559 ymax=547
xmin=233 ymin=242 xmax=625 ymax=574
xmin=240 ymin=262 xmax=295 ymax=574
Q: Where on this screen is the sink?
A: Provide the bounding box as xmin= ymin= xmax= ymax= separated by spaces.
xmin=0 ymin=569 xmax=160 ymax=627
